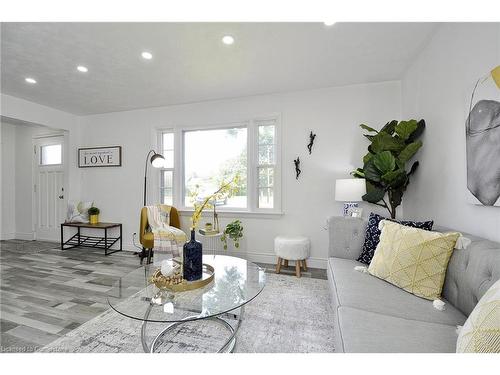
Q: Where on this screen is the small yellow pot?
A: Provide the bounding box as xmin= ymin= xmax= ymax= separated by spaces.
xmin=89 ymin=214 xmax=99 ymax=225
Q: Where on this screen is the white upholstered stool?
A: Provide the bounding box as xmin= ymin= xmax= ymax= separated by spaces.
xmin=274 ymin=236 xmax=310 ymax=277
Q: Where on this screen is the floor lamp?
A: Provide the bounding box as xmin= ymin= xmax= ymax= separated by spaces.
xmin=143 ymin=150 xmax=165 ymax=206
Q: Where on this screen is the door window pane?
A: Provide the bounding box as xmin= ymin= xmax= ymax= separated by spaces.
xmin=40 ymin=144 xmax=62 ymax=165
xmin=184 ymin=127 xmax=247 ymax=208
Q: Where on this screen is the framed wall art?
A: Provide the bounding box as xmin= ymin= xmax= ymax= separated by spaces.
xmin=78 ymin=146 xmax=122 ymax=168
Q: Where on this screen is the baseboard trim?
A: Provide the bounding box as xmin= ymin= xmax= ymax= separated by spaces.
xmin=15 ymin=232 xmax=36 ymax=240
xmin=1 ymin=232 xmax=16 ymax=240
xmin=121 ymin=243 xmax=327 ymax=269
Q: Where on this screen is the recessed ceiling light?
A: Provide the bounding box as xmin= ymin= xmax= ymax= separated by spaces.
xmin=222 ymin=35 xmax=234 ymax=45
xmin=77 ymin=65 xmax=88 ymax=73
xmin=141 ymin=51 xmax=153 ymax=60
xmin=25 ymin=77 xmax=37 ymax=84
xmin=324 ymin=21 xmax=336 ymax=26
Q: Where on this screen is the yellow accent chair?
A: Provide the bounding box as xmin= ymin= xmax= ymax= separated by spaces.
xmin=139 ymin=205 xmax=181 ymax=264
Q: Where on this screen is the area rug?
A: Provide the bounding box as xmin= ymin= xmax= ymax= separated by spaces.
xmin=40 ymin=273 xmax=335 ymax=353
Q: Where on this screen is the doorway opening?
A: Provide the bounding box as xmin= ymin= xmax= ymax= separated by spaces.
xmin=1 ymin=117 xmax=68 ymax=242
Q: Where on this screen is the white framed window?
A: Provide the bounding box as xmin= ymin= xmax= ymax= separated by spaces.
xmin=40 ymin=143 xmax=62 ymax=166
xmin=183 ymin=125 xmax=248 ymax=209
xmin=256 ymin=119 xmax=277 ymax=209
xmin=157 ymin=115 xmax=281 ymax=215
xmin=159 ymin=130 xmax=174 ymax=205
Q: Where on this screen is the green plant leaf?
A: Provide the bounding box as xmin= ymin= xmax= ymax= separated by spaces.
xmin=398 ymin=140 xmax=422 ymax=164
xmin=363 ymin=181 xmax=385 ymax=203
xmin=407 ymin=119 xmax=426 ymax=143
xmin=363 ymin=152 xmax=373 ymax=164
xmin=351 ymin=168 xmax=365 ymax=178
xmin=363 ymin=159 xmax=381 ymax=182
xmin=371 ymin=132 xmax=405 ymax=153
xmin=395 ymin=120 xmax=418 ymax=141
xmin=360 ymin=124 xmax=378 ymax=133
xmin=407 ymin=161 xmax=419 ymax=177
xmin=373 ymin=151 xmax=396 ymax=174
xmin=380 ymin=120 xmax=398 ymax=135
xmin=382 ymin=169 xmax=407 ymax=188
xmin=364 ymin=134 xmax=375 ymax=142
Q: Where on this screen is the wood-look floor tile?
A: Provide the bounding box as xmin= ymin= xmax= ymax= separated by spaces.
xmin=1 ymin=240 xmax=141 ymax=352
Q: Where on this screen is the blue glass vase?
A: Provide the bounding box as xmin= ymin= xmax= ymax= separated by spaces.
xmin=183 ymin=230 xmax=203 ymax=281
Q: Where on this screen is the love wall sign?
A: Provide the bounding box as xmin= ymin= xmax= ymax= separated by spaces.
xmin=78 ymin=146 xmax=122 ymax=168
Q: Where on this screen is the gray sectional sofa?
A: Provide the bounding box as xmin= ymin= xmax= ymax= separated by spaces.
xmin=327 ymin=216 xmax=500 ymax=353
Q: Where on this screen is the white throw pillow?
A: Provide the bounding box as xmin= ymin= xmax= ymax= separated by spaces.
xmin=66 ymin=201 xmax=94 ymax=223
xmin=457 ymin=278 xmax=500 ymax=353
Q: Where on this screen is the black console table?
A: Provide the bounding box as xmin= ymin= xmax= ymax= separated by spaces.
xmin=60 ymin=222 xmax=122 ymax=255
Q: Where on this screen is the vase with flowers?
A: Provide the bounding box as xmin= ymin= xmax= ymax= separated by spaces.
xmin=183 ymin=176 xmax=240 ymax=281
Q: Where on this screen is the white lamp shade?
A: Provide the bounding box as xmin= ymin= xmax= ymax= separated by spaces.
xmin=335 ymin=178 xmax=367 ymax=202
xmin=150 ymin=154 xmax=165 ymax=168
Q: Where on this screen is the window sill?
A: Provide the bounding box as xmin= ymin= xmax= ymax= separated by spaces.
xmin=178 ymin=209 xmax=284 ymax=219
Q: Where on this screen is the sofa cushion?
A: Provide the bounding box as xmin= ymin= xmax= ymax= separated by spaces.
xmin=357 ymin=212 xmax=433 ymax=265
xmin=328 ymin=257 xmax=467 ymax=326
xmin=368 ymin=221 xmax=460 ymax=300
xmin=436 ymin=226 xmax=500 ymax=316
xmin=457 ymin=278 xmax=500 ymax=353
xmin=337 ymin=306 xmax=459 ymax=353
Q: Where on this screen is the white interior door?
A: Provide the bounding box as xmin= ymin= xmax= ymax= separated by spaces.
xmin=34 ymin=136 xmax=66 ymax=241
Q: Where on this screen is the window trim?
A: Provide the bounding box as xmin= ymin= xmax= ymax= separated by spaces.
xmin=156 ymin=113 xmax=282 ymax=216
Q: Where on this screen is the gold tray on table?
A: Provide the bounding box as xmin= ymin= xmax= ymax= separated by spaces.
xmin=149 ymin=263 xmax=215 ymax=292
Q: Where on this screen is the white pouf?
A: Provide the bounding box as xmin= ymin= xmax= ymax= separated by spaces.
xmin=274 ymin=236 xmax=310 ymax=260
xmin=274 ymin=236 xmax=310 ymax=277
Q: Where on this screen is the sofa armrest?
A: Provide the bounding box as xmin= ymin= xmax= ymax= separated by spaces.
xmin=328 ymin=216 xmax=367 ymax=260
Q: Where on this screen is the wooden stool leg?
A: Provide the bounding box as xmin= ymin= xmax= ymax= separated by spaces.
xmin=284 ymin=259 xmax=289 ymax=267
xmin=276 ymin=257 xmax=282 ymax=274
xmin=295 ymin=261 xmax=301 ymax=278
xmin=302 ymin=259 xmax=307 ymax=271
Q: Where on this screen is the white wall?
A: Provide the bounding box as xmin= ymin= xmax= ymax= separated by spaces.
xmin=1 ymin=122 xmax=17 ymax=239
xmin=402 ymin=23 xmax=500 ymax=242
xmin=80 ymin=81 xmax=401 ymax=267
xmin=14 ymin=125 xmax=35 ymax=239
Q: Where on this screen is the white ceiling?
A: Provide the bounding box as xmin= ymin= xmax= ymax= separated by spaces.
xmin=1 ymin=23 xmax=438 ymax=115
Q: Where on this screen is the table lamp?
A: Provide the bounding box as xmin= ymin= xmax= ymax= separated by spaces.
xmin=335 ymin=178 xmax=366 ymax=216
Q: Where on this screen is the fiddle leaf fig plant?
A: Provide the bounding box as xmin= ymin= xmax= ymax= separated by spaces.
xmin=221 ymin=220 xmax=244 ymax=250
xmin=352 ymin=119 xmax=425 ymax=219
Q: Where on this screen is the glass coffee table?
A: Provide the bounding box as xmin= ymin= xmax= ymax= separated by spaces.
xmin=107 ymin=255 xmax=266 ymax=353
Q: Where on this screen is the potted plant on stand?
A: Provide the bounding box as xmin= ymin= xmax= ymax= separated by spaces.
xmin=88 ymin=206 xmax=100 ymax=224
xmin=221 ymin=220 xmax=244 ymax=250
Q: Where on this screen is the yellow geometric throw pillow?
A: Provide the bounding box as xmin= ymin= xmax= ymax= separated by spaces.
xmin=457 ymin=279 xmax=500 ymax=353
xmin=368 ymin=220 xmax=460 ymax=300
